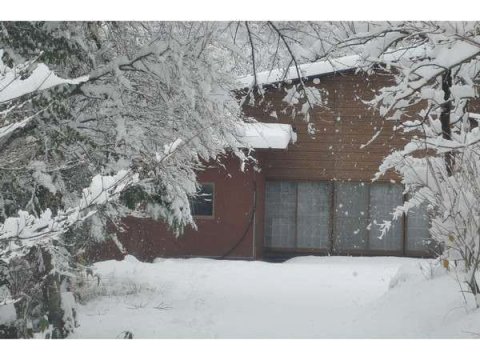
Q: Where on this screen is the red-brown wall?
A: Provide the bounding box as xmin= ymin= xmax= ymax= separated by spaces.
xmin=91 ymin=156 xmax=264 ymax=262
xmin=242 ymin=71 xmax=414 ymax=182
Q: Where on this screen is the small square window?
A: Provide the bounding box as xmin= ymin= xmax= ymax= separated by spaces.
xmin=190 ymin=183 xmax=214 ymax=217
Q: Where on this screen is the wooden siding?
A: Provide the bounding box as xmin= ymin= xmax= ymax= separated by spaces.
xmin=89 ymin=156 xmax=262 ymax=262
xmin=244 ymin=71 xmax=419 ymax=182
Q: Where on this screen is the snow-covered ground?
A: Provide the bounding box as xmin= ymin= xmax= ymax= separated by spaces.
xmin=70 ymin=255 xmax=480 ymax=339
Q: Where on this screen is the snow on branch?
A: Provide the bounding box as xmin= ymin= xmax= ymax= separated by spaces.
xmin=0 ymin=50 xmax=88 ymax=104
xmin=0 ymin=169 xmax=138 ymax=251
xmin=86 ymin=41 xmax=169 ymax=83
xmin=0 ymin=115 xmax=32 ymax=140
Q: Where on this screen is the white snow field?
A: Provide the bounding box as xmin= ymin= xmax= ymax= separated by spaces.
xmin=70 ymin=255 xmax=480 ymax=339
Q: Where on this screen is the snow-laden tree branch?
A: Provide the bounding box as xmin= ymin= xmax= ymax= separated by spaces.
xmin=0 ymin=21 xmax=339 ymax=337
xmin=0 ymin=169 xmax=138 ymax=244
xmin=322 ymin=21 xmax=480 ymax=306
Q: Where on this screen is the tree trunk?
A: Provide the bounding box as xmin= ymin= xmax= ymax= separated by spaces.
xmin=440 ymin=70 xmax=453 ymax=175
xmin=41 ymin=248 xmax=66 ymax=339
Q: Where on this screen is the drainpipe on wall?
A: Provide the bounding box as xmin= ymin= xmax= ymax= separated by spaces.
xmin=252 ymin=177 xmax=257 ymax=260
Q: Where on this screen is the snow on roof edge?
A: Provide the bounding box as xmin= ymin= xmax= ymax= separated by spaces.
xmin=236 ymin=122 xmax=297 ymax=150
xmin=236 ymin=46 xmax=428 ymax=89
xmin=236 ymin=54 xmax=360 ymax=89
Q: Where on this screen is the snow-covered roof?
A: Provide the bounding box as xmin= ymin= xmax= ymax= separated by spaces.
xmin=468 ymin=112 xmax=480 ymax=120
xmin=237 ymin=54 xmax=360 ymax=88
xmin=236 ymin=47 xmax=429 ymax=88
xmin=236 ymin=122 xmax=297 ymax=149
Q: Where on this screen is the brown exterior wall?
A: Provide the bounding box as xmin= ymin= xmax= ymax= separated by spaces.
xmin=91 ymin=156 xmax=264 ymax=262
xmin=243 ymin=71 xmax=416 ymax=183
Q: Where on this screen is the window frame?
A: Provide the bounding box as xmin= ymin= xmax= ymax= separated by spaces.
xmin=190 ymin=182 xmax=215 ymax=220
xmin=404 ymin=200 xmax=435 ymax=256
xmin=367 ymin=182 xmax=405 ymax=252
xmin=332 ymin=181 xmax=371 ymax=253
xmin=263 ymin=179 xmax=431 ymax=257
xmin=264 ymin=180 xmax=333 ymax=252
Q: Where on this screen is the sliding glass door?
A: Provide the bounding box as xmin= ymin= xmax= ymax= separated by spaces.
xmin=264 ymin=180 xmax=431 ymax=255
xmin=265 ymin=181 xmax=331 ymax=250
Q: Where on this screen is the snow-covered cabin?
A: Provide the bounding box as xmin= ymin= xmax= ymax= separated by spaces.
xmin=94 ymin=56 xmax=438 ymax=262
